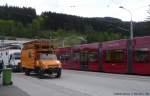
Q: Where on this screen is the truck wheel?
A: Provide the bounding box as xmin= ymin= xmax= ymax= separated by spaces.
xmin=56 ymin=69 xmax=61 ymax=78
xmin=38 ymin=69 xmax=44 ymax=79
xmin=25 ymin=68 xmax=30 ymax=76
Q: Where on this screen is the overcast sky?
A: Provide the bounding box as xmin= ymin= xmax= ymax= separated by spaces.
xmin=0 ymin=0 xmax=150 ymax=22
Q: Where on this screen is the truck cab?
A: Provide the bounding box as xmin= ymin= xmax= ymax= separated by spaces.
xmin=38 ymin=53 xmax=61 ymax=69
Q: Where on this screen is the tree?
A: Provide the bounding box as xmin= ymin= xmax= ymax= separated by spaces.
xmin=0 ymin=5 xmax=36 ymax=25
xmin=147 ymin=5 xmax=150 ymax=20
xmin=86 ymin=31 xmax=123 ymax=43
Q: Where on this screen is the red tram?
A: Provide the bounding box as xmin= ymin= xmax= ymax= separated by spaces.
xmin=71 ymin=45 xmax=81 ymax=70
xmin=56 ymin=36 xmax=150 ymax=75
xmin=102 ymin=39 xmax=128 ymax=73
xmin=132 ymin=36 xmax=150 ymax=75
xmin=79 ymin=43 xmax=100 ymax=71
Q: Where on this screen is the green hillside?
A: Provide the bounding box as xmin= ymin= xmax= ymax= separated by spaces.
xmin=0 ymin=5 xmax=150 ymax=46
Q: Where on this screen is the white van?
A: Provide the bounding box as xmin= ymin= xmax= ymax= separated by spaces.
xmin=0 ymin=49 xmax=21 ymax=71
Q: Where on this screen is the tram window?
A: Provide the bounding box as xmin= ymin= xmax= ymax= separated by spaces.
xmin=88 ymin=53 xmax=97 ymax=62
xmin=105 ymin=50 xmax=124 ymax=63
xmin=134 ymin=51 xmax=149 ymax=63
xmin=72 ymin=53 xmax=80 ymax=60
xmin=61 ymin=54 xmax=70 ymax=61
xmin=112 ymin=51 xmax=124 ymax=63
xmin=80 ymin=53 xmax=88 ymax=62
xmin=106 ymin=50 xmax=111 ymax=63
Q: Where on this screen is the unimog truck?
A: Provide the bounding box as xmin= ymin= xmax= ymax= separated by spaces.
xmin=21 ymin=40 xmax=62 ymax=78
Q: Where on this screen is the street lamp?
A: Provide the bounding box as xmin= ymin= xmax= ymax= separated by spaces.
xmin=119 ymin=6 xmax=133 ymax=40
xmin=119 ymin=6 xmax=133 ymax=74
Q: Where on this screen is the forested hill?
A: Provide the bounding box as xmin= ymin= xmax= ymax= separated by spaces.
xmin=0 ymin=5 xmax=36 ymax=24
xmin=42 ymin=12 xmax=125 ymax=33
xmin=0 ymin=5 xmax=149 ymax=44
xmin=41 ymin=12 xmax=150 ymax=37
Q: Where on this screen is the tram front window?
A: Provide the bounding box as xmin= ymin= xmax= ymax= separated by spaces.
xmin=72 ymin=52 xmax=80 ymax=61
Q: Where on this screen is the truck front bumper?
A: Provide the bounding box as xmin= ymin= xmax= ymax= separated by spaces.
xmin=45 ymin=68 xmax=61 ymax=74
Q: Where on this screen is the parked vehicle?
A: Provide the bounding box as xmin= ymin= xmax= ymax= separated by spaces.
xmin=56 ymin=36 xmax=150 ymax=75
xmin=0 ymin=46 xmax=21 ymax=71
xmin=21 ymin=40 xmax=62 ymax=78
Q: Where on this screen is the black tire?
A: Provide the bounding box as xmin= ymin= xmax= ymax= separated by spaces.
xmin=37 ymin=68 xmax=44 ymax=79
xmin=25 ymin=68 xmax=30 ymax=76
xmin=56 ymin=69 xmax=61 ymax=78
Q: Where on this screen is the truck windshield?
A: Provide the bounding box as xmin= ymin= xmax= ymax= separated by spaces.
xmin=14 ymin=53 xmax=21 ymax=60
xmin=39 ymin=54 xmax=57 ymax=60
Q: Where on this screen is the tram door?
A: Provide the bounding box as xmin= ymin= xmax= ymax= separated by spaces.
xmin=80 ymin=53 xmax=88 ymax=71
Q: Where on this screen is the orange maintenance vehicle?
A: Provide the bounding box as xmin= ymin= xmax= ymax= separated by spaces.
xmin=21 ymin=40 xmax=62 ymax=78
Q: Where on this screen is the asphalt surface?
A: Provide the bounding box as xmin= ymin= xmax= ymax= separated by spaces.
xmin=12 ymin=70 xmax=150 ymax=96
xmin=0 ymin=75 xmax=29 ymax=96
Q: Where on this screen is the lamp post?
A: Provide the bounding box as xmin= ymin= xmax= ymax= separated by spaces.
xmin=119 ymin=6 xmax=133 ymax=39
xmin=119 ymin=6 xmax=133 ymax=74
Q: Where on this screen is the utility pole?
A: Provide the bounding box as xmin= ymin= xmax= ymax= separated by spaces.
xmin=119 ymin=6 xmax=134 ymax=74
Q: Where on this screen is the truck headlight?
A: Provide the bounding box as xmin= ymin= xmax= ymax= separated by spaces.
xmin=56 ymin=61 xmax=61 ymax=63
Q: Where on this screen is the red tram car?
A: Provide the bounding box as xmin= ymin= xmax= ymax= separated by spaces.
xmin=79 ymin=43 xmax=100 ymax=71
xmin=70 ymin=45 xmax=81 ymax=70
xmin=132 ymin=36 xmax=150 ymax=75
xmin=56 ymin=36 xmax=150 ymax=76
xmin=102 ymin=39 xmax=128 ymax=73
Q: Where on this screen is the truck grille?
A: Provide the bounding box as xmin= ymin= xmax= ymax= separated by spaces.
xmin=48 ymin=65 xmax=58 ymax=68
